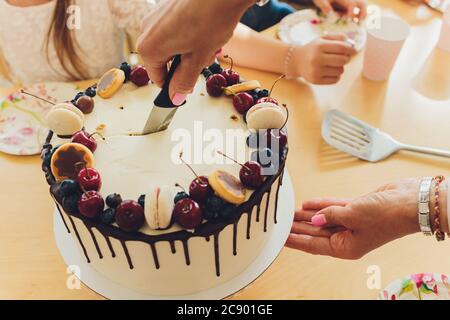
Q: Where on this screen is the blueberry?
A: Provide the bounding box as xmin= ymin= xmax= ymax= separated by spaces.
xmin=45 ymin=171 xmax=56 ymax=186
xmin=74 ymin=92 xmax=85 ymax=101
xmin=85 ymin=86 xmax=97 ymax=97
xmin=62 ymin=194 xmax=80 ymax=214
xmin=174 ymin=191 xmax=189 ymax=204
xmin=120 ymin=62 xmax=132 ymax=82
xmin=209 ymin=62 xmax=223 ymax=74
xmin=42 ymin=150 xmax=52 ymax=168
xmin=219 ymin=204 xmax=236 ymax=220
xmin=100 ymin=208 xmax=116 ymax=224
xmin=257 ymin=89 xmax=269 ymax=99
xmin=201 ymin=68 xmax=213 ymax=79
xmin=60 ymin=179 xmax=80 ymax=196
xmin=106 ymin=193 xmax=122 ymax=209
xmin=50 ymin=182 xmax=64 ymax=204
xmin=203 ymin=209 xmax=220 ymax=221
xmin=138 ymin=194 xmax=145 ymax=208
xmin=205 ymin=196 xmax=224 ymax=213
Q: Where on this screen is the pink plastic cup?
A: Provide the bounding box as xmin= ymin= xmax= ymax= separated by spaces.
xmin=438 ymin=6 xmax=450 ymax=52
xmin=363 ymin=16 xmax=410 ymax=81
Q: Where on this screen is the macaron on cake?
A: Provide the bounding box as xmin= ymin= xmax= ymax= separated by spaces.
xmin=46 ymin=103 xmax=85 ymax=137
xmin=41 ymin=59 xmax=289 ymax=297
xmin=246 ymin=102 xmax=287 ymax=130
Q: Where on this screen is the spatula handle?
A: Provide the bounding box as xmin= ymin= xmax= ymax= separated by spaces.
xmin=401 ymin=144 xmax=450 ymax=158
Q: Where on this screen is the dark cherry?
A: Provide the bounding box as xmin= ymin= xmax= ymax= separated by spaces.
xmin=239 ymin=161 xmax=265 ymax=189
xmin=216 ymin=151 xmax=264 ymax=189
xmin=189 ymin=176 xmax=213 ymax=204
xmin=173 ymin=198 xmax=203 ymax=229
xmin=71 ymin=130 xmax=104 ymax=153
xmin=75 ymin=95 xmax=95 ymax=114
xmin=232 ymin=92 xmax=254 ymax=114
xmin=78 ymin=191 xmax=104 ymax=218
xmin=115 ymin=200 xmax=145 ymax=232
xmin=130 ymin=65 xmax=150 ymax=87
xmin=221 ymin=55 xmax=240 ymax=86
xmin=206 ymin=74 xmax=227 ymax=97
xmin=76 ymin=166 xmax=102 ymax=192
xmin=105 ymin=193 xmax=122 ymax=209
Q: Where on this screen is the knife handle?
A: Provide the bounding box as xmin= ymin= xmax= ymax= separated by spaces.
xmin=154 ymin=54 xmax=185 ymax=108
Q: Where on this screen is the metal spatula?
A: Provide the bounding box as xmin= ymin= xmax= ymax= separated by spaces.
xmin=322 ymin=109 xmax=450 ymax=162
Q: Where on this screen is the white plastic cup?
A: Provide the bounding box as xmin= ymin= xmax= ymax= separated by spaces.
xmin=438 ymin=5 xmax=450 ymax=52
xmin=363 ymin=16 xmax=411 ymax=81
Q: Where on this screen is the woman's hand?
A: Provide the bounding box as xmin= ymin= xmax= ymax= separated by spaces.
xmin=286 ymin=179 xmax=421 ymax=259
xmin=314 ymin=0 xmax=367 ymax=20
xmin=137 ymin=0 xmax=253 ymax=105
xmin=293 ymin=33 xmax=357 ymax=84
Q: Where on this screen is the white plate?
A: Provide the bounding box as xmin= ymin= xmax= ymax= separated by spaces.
xmin=0 ymin=82 xmax=77 ymax=156
xmin=278 ymin=9 xmax=366 ymax=51
xmin=379 ymin=273 xmax=450 ymax=300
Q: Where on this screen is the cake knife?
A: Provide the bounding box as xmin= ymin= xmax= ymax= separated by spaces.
xmin=142 ymin=55 xmax=185 ymax=134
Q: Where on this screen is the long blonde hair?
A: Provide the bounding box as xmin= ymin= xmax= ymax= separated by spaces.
xmin=44 ymin=0 xmax=88 ymax=81
xmin=0 ymin=0 xmax=88 ymax=82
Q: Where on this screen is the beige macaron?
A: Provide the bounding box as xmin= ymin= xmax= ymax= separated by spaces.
xmin=46 ymin=102 xmax=84 ymax=136
xmin=144 ymin=185 xmax=175 ymax=230
xmin=246 ymin=102 xmax=287 ymax=130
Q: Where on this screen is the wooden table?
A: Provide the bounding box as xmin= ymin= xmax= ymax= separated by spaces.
xmin=1 ymin=0 xmax=450 ymax=299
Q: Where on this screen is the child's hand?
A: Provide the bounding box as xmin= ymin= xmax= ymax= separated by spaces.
xmin=314 ymin=0 xmax=367 ymax=20
xmin=294 ymin=33 xmax=357 ymax=85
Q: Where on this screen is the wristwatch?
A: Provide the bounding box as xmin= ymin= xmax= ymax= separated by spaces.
xmin=256 ymin=0 xmax=270 ymax=6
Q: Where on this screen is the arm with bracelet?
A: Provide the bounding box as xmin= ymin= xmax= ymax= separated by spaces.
xmin=286 ymin=177 xmax=450 ymax=260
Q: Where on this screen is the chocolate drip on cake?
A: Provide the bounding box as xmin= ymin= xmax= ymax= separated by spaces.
xmin=149 ymin=243 xmax=160 ymax=269
xmin=169 ymin=240 xmax=176 ymax=254
xmin=67 ymin=214 xmax=90 ymax=263
xmin=120 ymin=241 xmax=133 ymax=269
xmin=103 ymin=234 xmax=116 ymax=258
xmin=86 ymin=224 xmax=103 ymax=259
xmin=213 ymin=233 xmax=220 ymax=277
xmin=274 ymin=176 xmax=282 ymax=224
xmin=232 ymin=222 xmax=238 ymax=256
xmin=256 ymin=203 xmax=261 ymax=222
xmin=44 ymin=129 xmax=288 ymax=277
xmin=55 ymin=201 xmax=70 ymax=234
xmin=246 ymin=211 xmax=252 ymax=240
xmin=182 ymin=240 xmax=190 ymax=266
xmin=264 ymin=189 xmax=272 ymax=233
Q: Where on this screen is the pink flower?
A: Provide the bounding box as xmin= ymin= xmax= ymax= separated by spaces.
xmin=2 ymin=136 xmax=24 ymax=146
xmin=19 ymin=127 xmax=34 ymax=136
xmin=411 ymin=273 xmax=425 ymax=288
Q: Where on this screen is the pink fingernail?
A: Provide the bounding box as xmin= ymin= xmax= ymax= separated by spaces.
xmin=172 ymin=93 xmax=187 ymax=106
xmin=311 ymin=214 xmax=327 ymax=227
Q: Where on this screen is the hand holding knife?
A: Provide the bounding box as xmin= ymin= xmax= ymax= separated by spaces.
xmin=142 ymin=55 xmax=185 ymax=135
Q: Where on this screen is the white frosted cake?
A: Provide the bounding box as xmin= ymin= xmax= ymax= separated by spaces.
xmin=40 ymin=60 xmax=289 ymax=296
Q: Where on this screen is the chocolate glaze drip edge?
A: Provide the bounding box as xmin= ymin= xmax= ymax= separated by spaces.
xmin=46 ymin=130 xmax=288 ymax=277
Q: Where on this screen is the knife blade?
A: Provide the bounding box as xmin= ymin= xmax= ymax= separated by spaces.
xmin=142 ymin=55 xmax=185 ymax=135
